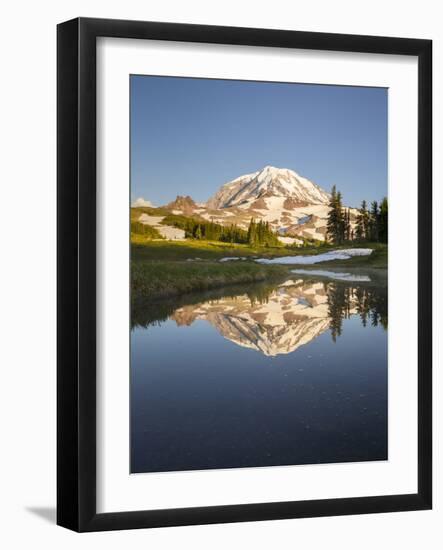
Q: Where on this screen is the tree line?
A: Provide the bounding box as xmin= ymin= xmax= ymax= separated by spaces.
xmin=246 ymin=219 xmax=280 ymax=246
xmin=161 ymin=214 xmax=247 ymax=242
xmin=162 ymin=214 xmax=279 ymax=246
xmin=326 ymin=185 xmax=388 ymax=245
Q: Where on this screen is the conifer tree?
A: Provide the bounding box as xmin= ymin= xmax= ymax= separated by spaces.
xmin=378 ymin=197 xmax=388 ymax=243
xmin=343 ymin=208 xmax=351 ymax=242
xmin=338 ymin=195 xmax=345 ymax=244
xmin=326 ymin=186 xmax=337 ymax=244
xmin=369 ymin=201 xmax=379 ymax=242
xmin=356 ymin=200 xmax=369 ymax=241
xmin=247 ymin=218 xmax=256 ymax=246
xmin=326 ymin=186 xmax=346 ymax=244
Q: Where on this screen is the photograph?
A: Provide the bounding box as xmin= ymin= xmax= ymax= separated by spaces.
xmin=0 ymin=1 xmax=435 ymax=543
xmin=130 ymin=75 xmax=389 ymax=474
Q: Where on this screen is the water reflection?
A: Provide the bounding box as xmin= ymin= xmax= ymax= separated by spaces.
xmin=131 ymin=270 xmax=388 ymax=473
xmin=132 ymin=271 xmax=387 ymax=357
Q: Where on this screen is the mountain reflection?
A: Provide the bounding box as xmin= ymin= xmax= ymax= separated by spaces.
xmin=132 ymin=274 xmax=387 ymax=357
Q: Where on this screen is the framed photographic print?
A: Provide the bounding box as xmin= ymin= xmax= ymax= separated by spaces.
xmin=57 ymin=17 xmax=432 ymax=531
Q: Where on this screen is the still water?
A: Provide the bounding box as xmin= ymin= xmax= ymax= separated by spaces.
xmin=131 ymin=271 xmax=388 ymax=473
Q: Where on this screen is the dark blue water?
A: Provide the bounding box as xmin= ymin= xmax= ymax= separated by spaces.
xmin=131 ymin=275 xmax=387 ymax=473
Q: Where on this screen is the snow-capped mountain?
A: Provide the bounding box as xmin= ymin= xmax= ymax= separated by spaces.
xmin=207 ymin=166 xmax=330 ymax=209
xmin=133 ymin=166 xmax=357 ymax=243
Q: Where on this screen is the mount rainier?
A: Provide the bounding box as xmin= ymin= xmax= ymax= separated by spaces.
xmin=207 ymin=165 xmax=330 ymax=209
xmin=134 ymin=166 xmax=358 ymax=243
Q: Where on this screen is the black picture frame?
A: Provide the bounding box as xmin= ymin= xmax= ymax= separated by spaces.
xmin=57 ymin=17 xmax=432 ymax=532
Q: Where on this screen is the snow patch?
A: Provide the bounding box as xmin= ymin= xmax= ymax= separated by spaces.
xmin=255 ymin=248 xmax=373 ymax=265
xmin=157 ymin=226 xmax=186 ymax=240
xmin=219 ymin=257 xmax=247 ymax=262
xmin=139 ymin=214 xmax=164 ymax=225
xmin=278 ymin=236 xmax=302 ymax=245
xmin=138 ymin=213 xmax=185 ymax=240
xmin=264 ymin=196 xmax=286 ymax=210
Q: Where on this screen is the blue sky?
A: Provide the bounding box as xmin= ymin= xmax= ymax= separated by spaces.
xmin=131 ymin=75 xmax=387 ymax=208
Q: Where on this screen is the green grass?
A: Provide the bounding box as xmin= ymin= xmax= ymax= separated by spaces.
xmin=132 ymin=239 xmax=387 ymax=261
xmin=131 ymin=239 xmax=279 ymax=261
xmin=131 ymin=259 xmax=290 ymax=300
xmin=130 ymin=224 xmax=164 ymax=241
xmin=131 ymin=239 xmax=387 ymax=300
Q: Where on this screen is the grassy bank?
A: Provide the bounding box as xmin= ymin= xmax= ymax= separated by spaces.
xmin=131 ymin=239 xmax=284 ymax=261
xmin=131 ymin=240 xmax=387 ymax=300
xmin=132 ymin=259 xmax=290 ymax=301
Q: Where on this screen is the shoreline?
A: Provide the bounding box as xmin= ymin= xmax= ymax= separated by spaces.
xmin=131 ymin=261 xmax=291 ymax=302
xmin=131 ymin=241 xmax=387 ymax=301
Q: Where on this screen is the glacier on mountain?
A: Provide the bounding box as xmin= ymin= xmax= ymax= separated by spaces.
xmin=207 ymin=165 xmax=330 ymax=209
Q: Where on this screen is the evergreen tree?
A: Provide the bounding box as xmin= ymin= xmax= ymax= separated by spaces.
xmin=247 ymin=218 xmax=256 ymax=246
xmin=257 ymin=220 xmax=264 ymax=243
xmin=378 ymin=197 xmax=388 ymax=243
xmin=229 ymin=224 xmax=235 ymax=243
xmin=326 ymin=186 xmax=337 ymax=244
xmin=326 ymin=186 xmax=345 ymax=244
xmin=246 ymin=218 xmax=279 ymax=246
xmin=344 ymin=208 xmax=352 ymax=241
xmin=356 ymin=200 xmax=369 ymax=241
xmin=336 ymin=191 xmax=345 ymax=244
xmin=369 ymin=201 xmax=379 ymax=242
